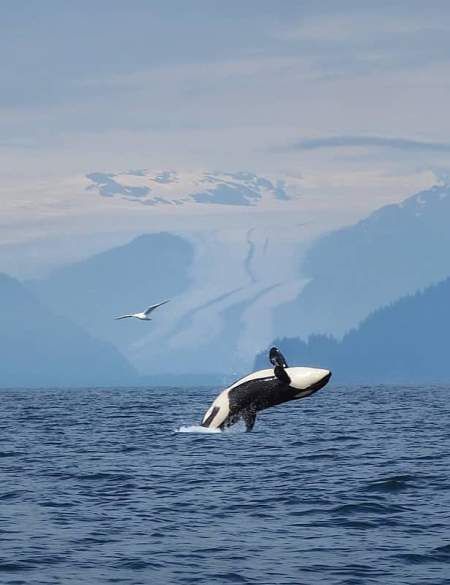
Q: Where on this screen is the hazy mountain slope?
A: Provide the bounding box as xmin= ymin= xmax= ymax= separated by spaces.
xmin=0 ymin=274 xmax=136 ymax=387
xmin=30 ymin=233 xmax=195 ymax=353
xmin=29 ymin=178 xmax=450 ymax=379
xmin=76 ymin=168 xmax=309 ymax=377
xmin=257 ymin=275 xmax=450 ymax=383
xmin=274 ymin=184 xmax=450 ymax=340
xmin=30 ymin=224 xmax=308 ymax=378
xmin=127 ymin=227 xmax=308 ymax=377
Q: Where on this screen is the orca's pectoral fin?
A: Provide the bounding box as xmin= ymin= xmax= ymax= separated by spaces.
xmin=201 ymin=406 xmax=219 ymax=428
xmin=242 ymin=410 xmax=257 ymax=432
xmin=274 ymin=364 xmax=291 ymax=384
xmin=269 ymin=346 xmax=288 ymax=368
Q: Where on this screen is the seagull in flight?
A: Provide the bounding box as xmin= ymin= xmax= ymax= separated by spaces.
xmin=114 ymin=300 xmax=170 ymax=321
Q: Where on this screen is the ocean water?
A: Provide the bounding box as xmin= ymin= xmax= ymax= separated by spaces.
xmin=1 ymin=385 xmax=449 ymax=585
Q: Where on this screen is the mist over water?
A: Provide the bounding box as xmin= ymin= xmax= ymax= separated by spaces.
xmin=1 ymin=385 xmax=449 ymax=584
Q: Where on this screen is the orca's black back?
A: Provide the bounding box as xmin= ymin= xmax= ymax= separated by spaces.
xmin=228 ymin=376 xmax=294 ymax=414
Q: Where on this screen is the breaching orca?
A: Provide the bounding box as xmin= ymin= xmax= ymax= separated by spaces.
xmin=201 ymin=347 xmax=331 ymax=432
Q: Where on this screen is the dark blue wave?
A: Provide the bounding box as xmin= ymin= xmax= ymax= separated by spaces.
xmin=0 ymin=385 xmax=449 ymax=584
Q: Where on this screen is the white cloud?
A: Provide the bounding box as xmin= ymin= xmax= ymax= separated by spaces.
xmin=1 ymin=1 xmax=450 ymax=276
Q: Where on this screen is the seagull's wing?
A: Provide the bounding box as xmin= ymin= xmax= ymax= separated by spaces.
xmin=143 ymin=299 xmax=170 ymax=316
xmin=114 ymin=314 xmax=135 ymax=320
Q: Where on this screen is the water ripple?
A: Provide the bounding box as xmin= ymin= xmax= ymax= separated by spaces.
xmin=0 ymin=385 xmax=449 ymax=584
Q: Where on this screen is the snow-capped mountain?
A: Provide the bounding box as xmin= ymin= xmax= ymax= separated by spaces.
xmin=85 ymin=169 xmax=294 ymax=207
xmin=30 ymin=173 xmax=450 ymax=381
xmin=80 ymin=169 xmax=308 ymax=377
xmin=274 ymin=182 xmax=450 ymax=340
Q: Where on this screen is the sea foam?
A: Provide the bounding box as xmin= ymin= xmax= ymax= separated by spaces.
xmin=175 ymin=425 xmax=222 ymax=434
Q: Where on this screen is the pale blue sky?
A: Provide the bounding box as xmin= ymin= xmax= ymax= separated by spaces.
xmin=2 ymin=1 xmax=450 ymax=147
xmin=1 ymin=0 xmax=450 ymax=271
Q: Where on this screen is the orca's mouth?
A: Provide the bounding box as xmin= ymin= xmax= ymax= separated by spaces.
xmin=309 ymin=371 xmax=332 ymax=392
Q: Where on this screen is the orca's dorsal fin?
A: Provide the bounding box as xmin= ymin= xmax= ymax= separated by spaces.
xmin=274 ymin=365 xmax=291 ymax=384
xmin=269 ymin=347 xmax=291 ymax=384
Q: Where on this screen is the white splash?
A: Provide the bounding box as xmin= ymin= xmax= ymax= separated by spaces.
xmin=175 ymin=425 xmax=222 ymax=434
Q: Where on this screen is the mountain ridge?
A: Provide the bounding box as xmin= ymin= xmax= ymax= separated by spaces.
xmin=0 ymin=273 xmax=137 ymax=387
xmin=274 ymin=182 xmax=450 ymax=340
xmin=256 ymin=273 xmax=450 ymax=383
xmin=29 ymin=232 xmax=195 ymax=361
